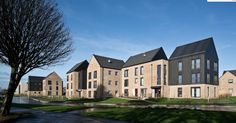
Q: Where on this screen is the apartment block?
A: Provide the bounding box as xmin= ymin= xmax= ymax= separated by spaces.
xmin=66 ymin=60 xmax=89 ymax=99
xmin=42 ymin=72 xmax=63 ymax=96
xmin=87 ymin=55 xmax=124 ymax=99
xmin=219 ymin=70 xmax=236 ymax=96
xmin=28 ymin=76 xmax=44 ymax=96
xmin=169 ymin=37 xmax=219 ymax=99
xmin=121 ymin=48 xmax=168 ymax=99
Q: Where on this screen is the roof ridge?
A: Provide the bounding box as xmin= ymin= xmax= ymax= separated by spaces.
xmin=93 ymin=54 xmax=124 ymax=62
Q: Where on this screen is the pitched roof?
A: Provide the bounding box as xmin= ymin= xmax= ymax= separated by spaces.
xmin=170 ymin=37 xmax=213 ymax=60
xmin=93 ymin=55 xmax=125 ymax=70
xmin=123 ymin=47 xmax=168 ymax=68
xmin=223 ymin=70 xmax=236 ymax=76
xmin=66 ymin=60 xmax=89 ymax=74
xmin=28 ymin=76 xmax=45 ymax=83
xmin=45 ymin=72 xmax=62 ymax=80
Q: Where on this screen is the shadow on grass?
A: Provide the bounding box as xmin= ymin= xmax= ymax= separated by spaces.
xmin=84 ymin=107 xmax=236 ymax=123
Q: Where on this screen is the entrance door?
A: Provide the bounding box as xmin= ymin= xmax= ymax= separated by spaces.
xmin=191 ymin=87 xmax=200 ymax=98
xmin=140 ymin=88 xmax=147 ymax=98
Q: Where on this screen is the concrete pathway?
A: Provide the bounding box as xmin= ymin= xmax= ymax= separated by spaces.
xmin=7 ymin=108 xmax=129 ymax=123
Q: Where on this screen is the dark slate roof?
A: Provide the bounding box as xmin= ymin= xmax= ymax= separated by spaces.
xmin=170 ymin=37 xmax=213 ymax=60
xmin=28 ymin=76 xmax=45 ymax=83
xmin=223 ymin=70 xmax=236 ymax=76
xmin=66 ymin=60 xmax=89 ymax=74
xmin=93 ymin=55 xmax=125 ymax=70
xmin=123 ymin=47 xmax=168 ymax=68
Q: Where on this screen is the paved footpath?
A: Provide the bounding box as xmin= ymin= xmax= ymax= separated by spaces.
xmin=6 ymin=108 xmax=129 ymax=123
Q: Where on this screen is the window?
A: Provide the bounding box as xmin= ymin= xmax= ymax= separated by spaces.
xmin=164 ymin=65 xmax=167 ymax=85
xmin=108 ymin=70 xmax=111 ymax=75
xmin=124 ymin=70 xmax=128 ymax=77
xmin=196 ymin=59 xmax=200 ymax=69
xmin=141 ymin=88 xmax=147 ymax=97
xmin=207 ymin=74 xmax=210 ymax=83
xmin=48 ymin=80 xmax=52 ymax=85
xmin=228 ymin=79 xmax=233 ymax=83
xmin=124 ymin=79 xmax=129 ymax=87
xmin=71 ymin=74 xmax=73 ymax=81
xmin=56 ymin=81 xmax=59 ymax=85
xmin=192 ymin=60 xmax=195 ymax=70
xmin=56 ymin=86 xmax=58 ymax=90
xmin=48 ymin=91 xmax=52 ymax=96
xmin=191 ymin=87 xmax=201 ymax=98
xmin=140 ymin=66 xmax=144 ymax=75
xmin=67 ymin=75 xmax=69 ymax=81
xmin=67 ymin=83 xmax=69 ymax=89
xmin=88 ymin=72 xmax=91 ymax=79
xmin=178 ymin=75 xmax=182 ymax=85
xmin=214 ymin=75 xmax=218 ymax=83
xmin=115 ymin=71 xmax=118 ymax=76
xmin=124 ymin=89 xmax=129 ymax=97
xmin=56 ymin=91 xmax=58 ymax=96
xmin=115 ymin=81 xmax=118 ymax=86
xmin=157 ymin=65 xmax=161 ymax=85
xmin=140 ymin=77 xmax=144 ymax=86
xmin=88 ymin=91 xmax=91 ymax=97
xmin=94 ymin=91 xmax=97 ymax=98
xmin=88 ymin=82 xmax=91 ymax=89
xmin=108 ymin=80 xmax=112 ymax=85
xmin=93 ymin=81 xmax=97 ymax=88
xmin=93 ymin=71 xmax=97 ymax=79
xmin=49 ymin=86 xmax=52 ymax=90
xmin=135 ymin=67 xmax=138 ymax=76
xmin=178 ymin=88 xmax=182 ymax=97
xmin=192 ymin=74 xmax=196 ymax=83
xmin=178 ymin=62 xmax=182 ymax=72
xmin=214 ymin=62 xmax=218 ymax=71
xmin=207 ymin=59 xmax=210 ymax=70
xmin=135 ymin=78 xmax=138 ymax=84
xmin=197 ymin=73 xmax=200 ymax=83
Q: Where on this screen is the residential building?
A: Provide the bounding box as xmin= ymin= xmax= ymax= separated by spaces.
xmin=169 ymin=37 xmax=219 ymax=99
xmin=121 ymin=47 xmax=168 ymax=98
xmin=219 ymin=70 xmax=236 ymax=96
xmin=28 ymin=76 xmax=44 ymax=96
xmin=42 ymin=72 xmax=63 ymax=96
xmin=15 ymin=82 xmax=28 ymax=95
xmin=87 ymin=55 xmax=124 ymax=98
xmin=66 ymin=60 xmax=89 ymax=98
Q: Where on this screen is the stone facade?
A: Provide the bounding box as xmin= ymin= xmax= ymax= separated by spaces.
xmin=15 ymin=82 xmax=28 ymax=95
xmin=219 ymin=71 xmax=236 ymax=96
xmin=42 ymin=72 xmax=63 ymax=96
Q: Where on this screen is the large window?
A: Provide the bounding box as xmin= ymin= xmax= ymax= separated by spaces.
xmin=192 ymin=74 xmax=196 ymax=83
xmin=93 ymin=71 xmax=97 ymax=79
xmin=108 ymin=70 xmax=111 ymax=75
xmin=207 ymin=74 xmax=210 ymax=83
xmin=207 ymin=59 xmax=210 ymax=70
xmin=214 ymin=62 xmax=218 ymax=72
xmin=115 ymin=71 xmax=118 ymax=76
xmin=164 ymin=65 xmax=167 ymax=85
xmin=228 ymin=79 xmax=234 ymax=83
xmin=88 ymin=72 xmax=91 ymax=79
xmin=178 ymin=88 xmax=182 ymax=97
xmin=48 ymin=91 xmax=52 ymax=96
xmin=124 ymin=79 xmax=129 ymax=87
xmin=48 ymin=80 xmax=52 ymax=85
xmin=178 ymin=62 xmax=182 ymax=72
xmin=49 ymin=86 xmax=52 ymax=90
xmin=115 ymin=81 xmax=118 ymax=86
xmin=124 ymin=89 xmax=129 ymax=97
xmin=191 ymin=87 xmax=201 ymax=98
xmin=178 ymin=75 xmax=182 ymax=85
xmin=214 ymin=75 xmax=218 ymax=83
xmin=93 ymin=81 xmax=97 ymax=88
xmin=197 ymin=73 xmax=200 ymax=83
xmin=88 ymin=91 xmax=91 ymax=97
xmin=56 ymin=81 xmax=59 ymax=85
xmin=124 ymin=70 xmax=128 ymax=77
xmin=135 ymin=67 xmax=138 ymax=76
xmin=192 ymin=60 xmax=195 ymax=70
xmin=67 ymin=75 xmax=69 ymax=81
xmin=157 ymin=65 xmax=161 ymax=85
xmin=71 ymin=83 xmax=73 ymax=89
xmin=88 ymin=82 xmax=92 ymax=89
xmin=108 ymin=80 xmax=112 ymax=85
xmin=140 ymin=77 xmax=144 ymax=86
xmin=140 ymin=66 xmax=144 ymax=75
xmin=192 ymin=59 xmax=201 ymax=70
xmin=192 ymin=73 xmax=200 ymax=83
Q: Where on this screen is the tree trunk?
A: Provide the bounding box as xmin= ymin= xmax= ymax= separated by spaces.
xmin=1 ymin=67 xmax=20 ymax=116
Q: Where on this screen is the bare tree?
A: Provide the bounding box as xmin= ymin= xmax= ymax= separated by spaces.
xmin=0 ymin=0 xmax=72 ymax=116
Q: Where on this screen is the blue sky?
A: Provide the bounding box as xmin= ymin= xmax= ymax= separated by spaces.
xmin=0 ymin=0 xmax=236 ymax=89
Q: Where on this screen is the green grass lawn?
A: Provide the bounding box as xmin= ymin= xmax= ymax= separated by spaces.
xmin=0 ymin=112 xmax=31 ymax=122
xmin=12 ymin=103 xmax=89 ymax=112
xmin=83 ymin=107 xmax=236 ymax=123
xmin=147 ymin=97 xmax=236 ymax=105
